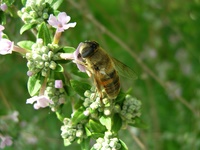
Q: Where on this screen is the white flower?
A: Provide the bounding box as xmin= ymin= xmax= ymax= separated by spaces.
xmin=47 ymin=12 xmax=76 ymax=32
xmin=0 ymin=135 xmax=12 ymax=149
xmin=26 ymin=95 xmax=53 ymax=109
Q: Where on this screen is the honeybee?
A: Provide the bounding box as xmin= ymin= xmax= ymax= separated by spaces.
xmin=77 ymin=41 xmax=137 ymax=99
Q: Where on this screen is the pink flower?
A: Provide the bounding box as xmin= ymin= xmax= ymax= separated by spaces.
xmin=0 ymin=135 xmax=12 ymax=149
xmin=0 ymin=3 xmax=7 ymax=11
xmin=26 ymin=95 xmax=53 ymax=109
xmin=55 ymin=80 xmax=63 ymax=88
xmin=73 ymin=43 xmax=86 ymax=72
xmin=0 ymin=39 xmax=14 ymax=55
xmin=0 ymin=25 xmax=14 ymax=55
xmin=47 ymin=12 xmax=76 ymax=32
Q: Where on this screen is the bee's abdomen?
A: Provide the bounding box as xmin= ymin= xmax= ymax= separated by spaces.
xmin=101 ymin=70 xmax=120 ymax=99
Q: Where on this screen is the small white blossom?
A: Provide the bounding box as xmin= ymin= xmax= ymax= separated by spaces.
xmin=26 ymin=95 xmax=53 ymax=109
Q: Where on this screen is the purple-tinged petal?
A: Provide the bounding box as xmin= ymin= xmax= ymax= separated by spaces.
xmin=47 ymin=14 xmax=60 ymax=27
xmin=57 ymin=12 xmax=70 ymax=24
xmin=0 ymin=3 xmax=7 ymax=11
xmin=0 ymin=39 xmax=13 ymax=55
xmin=73 ymin=43 xmax=86 ymax=72
xmin=55 ymin=80 xmax=63 ymax=88
xmin=0 ymin=135 xmax=12 ymax=149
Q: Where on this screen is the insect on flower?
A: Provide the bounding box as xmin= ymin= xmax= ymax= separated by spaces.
xmin=76 ymin=41 xmax=138 ymax=99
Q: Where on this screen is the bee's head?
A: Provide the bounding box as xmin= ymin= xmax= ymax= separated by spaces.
xmin=79 ymin=41 xmax=99 ymax=58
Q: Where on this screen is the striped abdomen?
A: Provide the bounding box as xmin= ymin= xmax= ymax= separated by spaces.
xmin=100 ymin=69 xmax=120 ymax=99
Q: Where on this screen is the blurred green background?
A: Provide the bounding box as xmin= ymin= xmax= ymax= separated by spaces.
xmin=0 ymin=0 xmax=200 ymax=149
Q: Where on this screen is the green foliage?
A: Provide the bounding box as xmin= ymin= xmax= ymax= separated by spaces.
xmin=37 ymin=22 xmax=52 ymax=45
xmin=27 ymin=73 xmax=44 ymax=96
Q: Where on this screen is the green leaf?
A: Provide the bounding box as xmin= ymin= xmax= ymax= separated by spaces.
xmin=62 ymin=46 xmax=76 ymax=53
xmin=84 ymin=126 xmax=92 ymax=137
xmin=20 ymin=23 xmax=36 ymax=34
xmin=0 ymin=11 xmax=6 ymax=25
xmin=51 ymin=0 xmax=63 ymax=9
xmin=87 ymin=119 xmax=106 ymax=133
xmin=128 ymin=117 xmax=148 ymax=129
xmin=54 ymin=64 xmax=64 ymax=72
xmin=63 ymin=139 xmax=72 ymax=146
xmin=71 ymin=107 xmax=87 ymax=124
xmin=99 ymin=116 xmax=112 ymax=131
xmin=112 ymin=114 xmax=122 ymax=133
xmin=80 ymin=138 xmax=90 ymax=150
xmin=70 ymin=80 xmax=91 ymax=97
xmin=21 ymin=0 xmax=26 ymax=5
xmin=115 ymin=91 xmax=126 ymax=104
xmin=37 ymin=22 xmax=52 ymax=45
xmin=27 ymin=74 xmax=44 ymax=96
xmin=119 ymin=139 xmax=128 ymax=150
xmin=17 ymin=41 xmax=34 ymax=50
xmin=74 ymin=99 xmax=84 ymax=110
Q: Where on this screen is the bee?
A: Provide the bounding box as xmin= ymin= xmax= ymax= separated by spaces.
xmin=77 ymin=41 xmax=137 ymax=99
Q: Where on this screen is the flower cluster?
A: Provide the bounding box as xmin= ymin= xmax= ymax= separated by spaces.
xmin=26 ymin=39 xmax=58 ymax=77
xmin=61 ymin=118 xmax=85 ymax=145
xmin=45 ymin=79 xmax=66 ymax=111
xmin=83 ymin=88 xmax=114 ymax=118
xmin=92 ymin=131 xmax=121 ymax=150
xmin=18 ymin=0 xmax=51 ymax=25
xmin=120 ymin=95 xmax=141 ymax=123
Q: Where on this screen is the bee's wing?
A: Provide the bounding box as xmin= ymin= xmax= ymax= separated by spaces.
xmin=112 ymin=58 xmax=138 ymax=80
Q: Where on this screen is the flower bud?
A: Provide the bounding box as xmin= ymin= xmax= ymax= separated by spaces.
xmin=41 ymin=69 xmax=47 ymax=76
xmin=43 ymin=13 xmax=49 ymax=19
xmin=84 ymin=90 xmax=91 ymax=97
xmin=42 ymin=54 xmax=49 ymax=61
xmin=48 ymin=51 xmax=54 ymax=59
xmin=104 ymin=108 xmax=111 ymax=116
xmin=49 ymin=61 xmax=57 ymax=70
xmin=76 ymin=130 xmax=83 ymax=137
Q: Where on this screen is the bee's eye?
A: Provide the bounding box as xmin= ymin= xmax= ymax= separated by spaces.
xmin=91 ymin=42 xmax=98 ymax=49
xmin=81 ymin=41 xmax=99 ymax=58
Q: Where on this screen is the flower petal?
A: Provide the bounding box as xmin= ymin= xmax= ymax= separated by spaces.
xmin=0 ymin=39 xmax=13 ymax=55
xmin=73 ymin=43 xmax=86 ymax=72
xmin=63 ymin=22 xmax=77 ymax=30
xmin=26 ymin=96 xmax=37 ymax=104
xmin=57 ymin=12 xmax=71 ymax=24
xmin=47 ymin=14 xmax=59 ymax=27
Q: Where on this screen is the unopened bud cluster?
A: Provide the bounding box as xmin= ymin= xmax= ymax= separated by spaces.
xmin=93 ymin=131 xmax=121 ymax=150
xmin=26 ymin=39 xmax=58 ymax=77
xmin=61 ymin=118 xmax=85 ymax=144
xmin=83 ymin=88 xmax=113 ymax=117
xmin=120 ymin=95 xmax=141 ymax=122
xmin=18 ymin=0 xmax=51 ymax=25
xmin=45 ymin=80 xmax=65 ymax=111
